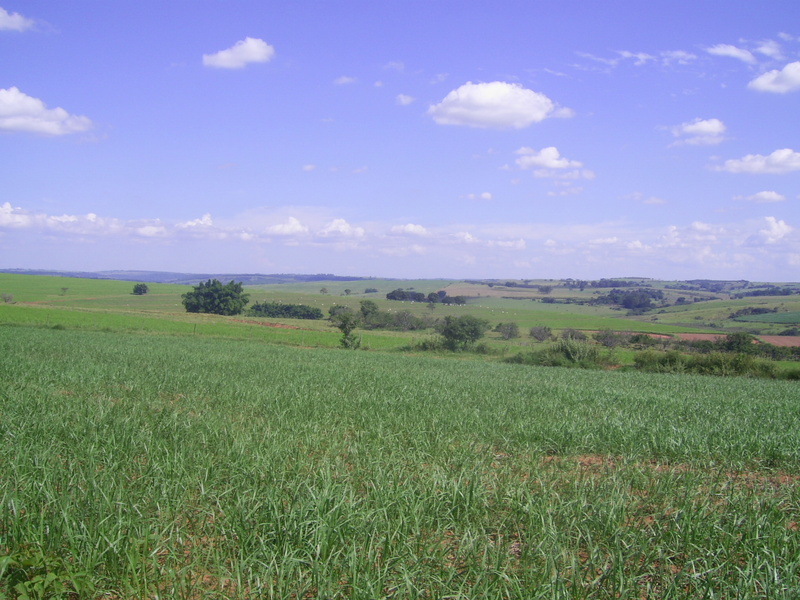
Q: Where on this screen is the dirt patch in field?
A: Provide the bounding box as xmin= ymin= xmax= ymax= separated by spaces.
xmin=758 ymin=335 xmax=800 ymax=347
xmin=672 ymin=333 xmax=800 ymax=347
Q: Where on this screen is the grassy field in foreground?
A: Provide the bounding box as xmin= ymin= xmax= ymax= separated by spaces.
xmin=1 ymin=325 xmax=799 ymax=598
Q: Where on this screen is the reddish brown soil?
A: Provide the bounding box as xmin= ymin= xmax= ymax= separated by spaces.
xmin=669 ymin=333 xmax=800 ymax=347
xmin=758 ymin=335 xmax=800 ymax=347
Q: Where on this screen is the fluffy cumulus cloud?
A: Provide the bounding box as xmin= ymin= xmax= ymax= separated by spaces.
xmin=670 ymin=118 xmax=726 ymax=146
xmin=0 ymin=6 xmax=33 ymax=31
xmin=516 ymin=146 xmax=581 ymax=170
xmin=318 ymin=218 xmax=364 ymax=238
xmin=760 ymin=216 xmax=792 ymax=244
xmin=515 ymin=147 xmax=594 ymax=179
xmin=0 ymin=202 xmax=30 ymax=227
xmin=748 ymin=61 xmax=800 ymax=93
xmin=737 ymin=191 xmax=786 ymax=203
xmin=719 ymin=148 xmax=800 ymax=174
xmin=202 ymin=37 xmax=275 ymax=69
xmin=428 ymin=81 xmax=572 ymax=129
xmin=176 ymin=214 xmax=213 ymax=228
xmin=705 ymin=43 xmax=757 ymax=64
xmin=395 ymin=94 xmax=415 ymax=105
xmin=0 ymin=202 xmax=132 ymax=236
xmin=0 ymin=87 xmax=93 ymax=135
xmin=266 ymin=217 xmax=309 ymax=235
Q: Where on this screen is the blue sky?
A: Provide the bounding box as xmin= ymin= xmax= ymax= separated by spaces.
xmin=1 ymin=1 xmax=799 ymax=280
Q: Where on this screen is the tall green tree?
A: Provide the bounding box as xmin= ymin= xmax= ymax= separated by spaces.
xmin=437 ymin=315 xmax=490 ymax=350
xmin=181 ymin=279 xmax=249 ymax=315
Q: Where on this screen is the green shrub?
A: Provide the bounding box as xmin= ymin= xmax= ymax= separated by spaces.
xmin=634 ymin=350 xmax=687 ymax=373
xmin=506 ymin=339 xmax=616 ymax=369
xmin=529 ymin=325 xmax=552 ymax=342
xmin=634 ymin=350 xmax=777 ymax=378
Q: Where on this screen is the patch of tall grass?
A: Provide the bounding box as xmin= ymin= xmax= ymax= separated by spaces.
xmin=634 ymin=349 xmax=780 ymax=378
xmin=505 ymin=339 xmax=618 ymax=369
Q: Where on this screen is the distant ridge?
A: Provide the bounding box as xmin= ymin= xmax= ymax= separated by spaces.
xmin=0 ymin=269 xmax=373 ymax=285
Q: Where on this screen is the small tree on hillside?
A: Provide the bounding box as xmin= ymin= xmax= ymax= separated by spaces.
xmin=330 ymin=307 xmax=361 ymax=349
xmin=181 ymin=279 xmax=249 ymax=315
xmin=529 ymin=325 xmax=552 ymax=342
xmin=132 ymin=283 xmax=149 ymax=295
xmin=495 ymin=322 xmax=520 ymax=340
xmin=437 ymin=315 xmax=490 ymax=350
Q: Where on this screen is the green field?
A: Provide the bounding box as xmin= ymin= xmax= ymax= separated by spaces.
xmin=1 ymin=274 xmax=800 ymax=598
xmin=735 ymin=311 xmax=800 ymax=325
xmin=2 ymin=326 xmax=800 ymax=598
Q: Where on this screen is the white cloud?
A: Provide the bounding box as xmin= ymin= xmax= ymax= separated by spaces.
xmin=718 ymin=148 xmax=800 ymax=174
xmin=454 ymin=231 xmax=479 ymax=244
xmin=706 ymin=43 xmax=757 ymax=64
xmin=760 ymin=216 xmax=792 ymax=243
xmin=267 ymin=217 xmax=309 ymax=235
xmin=319 ymin=218 xmax=364 ymax=237
xmin=136 ymin=225 xmax=167 ymax=237
xmin=334 ymin=76 xmax=356 ymax=85
xmin=516 ymin=146 xmax=581 ymax=170
xmin=0 ymin=6 xmax=33 ymax=30
xmin=177 ymin=214 xmax=213 ymax=228
xmin=202 ymin=37 xmax=275 ymax=69
xmin=0 ymin=87 xmax=93 ymax=135
xmin=390 ymin=223 xmax=429 ymax=236
xmin=755 ymin=39 xmax=784 ymax=60
xmin=670 ymin=118 xmax=727 ymax=146
xmin=0 ymin=202 xmax=31 ymax=227
xmin=661 ymin=50 xmax=697 ymax=65
xmin=396 ymin=94 xmax=415 ymax=105
xmin=428 ymin=81 xmax=572 ymax=129
xmin=617 ymin=50 xmax=655 ymax=66
xmin=515 ymin=147 xmax=594 ymax=180
xmin=748 ymin=61 xmax=800 ymax=93
xmin=736 ymin=191 xmax=786 ymax=203
xmin=302 ymin=164 xmax=316 ymax=172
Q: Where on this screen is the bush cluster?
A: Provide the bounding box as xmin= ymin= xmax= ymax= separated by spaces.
xmin=505 ymin=340 xmax=616 ymax=370
xmin=249 ymin=302 xmax=323 ymax=320
xmin=634 ymin=350 xmax=778 ymax=378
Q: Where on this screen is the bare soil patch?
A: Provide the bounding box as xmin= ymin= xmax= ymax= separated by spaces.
xmin=758 ymin=335 xmax=800 ymax=347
